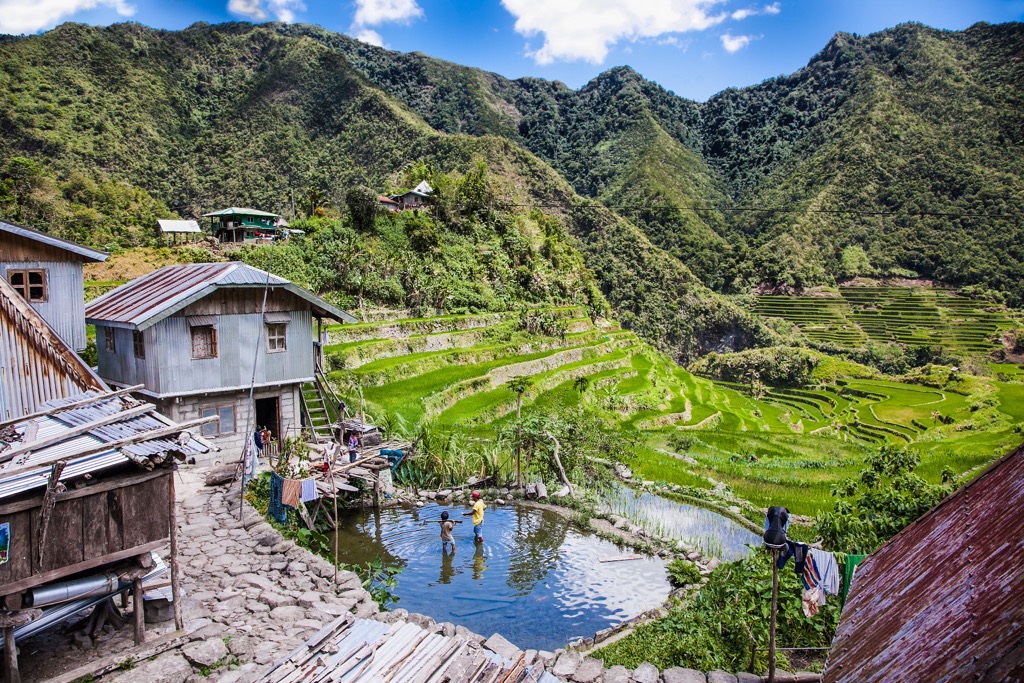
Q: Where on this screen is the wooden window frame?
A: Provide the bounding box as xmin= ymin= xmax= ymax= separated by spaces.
xmin=190 ymin=325 xmax=218 ymax=360
xmin=200 ymin=404 xmax=236 ymax=437
xmin=266 ymin=323 xmax=287 ymax=353
xmin=132 ymin=330 xmax=145 ymax=359
xmin=7 ymin=268 xmax=48 ymax=303
xmin=104 ymin=327 xmax=116 ymax=353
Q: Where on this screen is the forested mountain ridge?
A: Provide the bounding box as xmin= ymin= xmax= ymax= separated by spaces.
xmin=311 ymin=21 xmax=1024 ymax=304
xmin=0 ymin=21 xmax=776 ymax=362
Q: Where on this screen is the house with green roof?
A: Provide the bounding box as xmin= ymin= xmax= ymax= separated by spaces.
xmin=203 ymin=207 xmax=280 ymax=243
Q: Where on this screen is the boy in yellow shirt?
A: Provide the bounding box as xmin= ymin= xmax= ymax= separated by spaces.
xmin=463 ymin=491 xmax=485 ymax=543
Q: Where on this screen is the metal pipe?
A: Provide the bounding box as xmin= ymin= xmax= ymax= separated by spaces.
xmin=24 ymin=571 xmax=120 ymax=608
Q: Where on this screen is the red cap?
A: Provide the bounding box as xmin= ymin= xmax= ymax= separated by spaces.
xmin=472 ymin=491 xmax=480 ymax=498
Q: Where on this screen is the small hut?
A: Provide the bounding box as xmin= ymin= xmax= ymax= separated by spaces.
xmin=157 ymin=219 xmax=203 ymax=245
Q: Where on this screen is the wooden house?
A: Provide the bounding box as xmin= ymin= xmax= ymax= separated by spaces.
xmin=0 ymin=219 xmax=107 ymax=351
xmin=0 ymin=272 xmax=211 ymax=679
xmin=389 ymin=180 xmax=433 ymax=210
xmin=203 ymin=207 xmax=280 ymax=243
xmin=85 ymin=263 xmax=356 ymax=463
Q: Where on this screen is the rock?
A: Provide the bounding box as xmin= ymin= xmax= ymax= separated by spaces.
xmin=572 ymin=657 xmax=604 ymax=682
xmin=238 ymin=573 xmax=276 ymax=592
xmin=495 ymin=498 xmax=505 ymax=505
xmin=631 ymin=662 xmax=659 ymax=683
xmin=204 ymin=464 xmax=238 ymax=486
xmin=112 ymin=654 xmax=194 ymax=683
xmin=663 ymin=668 xmax=708 ymax=683
xmin=484 ymin=633 xmax=522 ymax=661
xmin=144 ymin=598 xmax=174 ymax=623
xmin=706 ymin=671 xmax=738 ymax=683
xmin=188 ymin=624 xmax=225 ymax=642
xmin=182 ymin=637 xmax=229 ymax=668
xmin=552 ymin=651 xmax=583 ymax=678
xmin=535 ymin=481 xmax=548 ymax=499
xmin=227 ymin=635 xmax=254 ymax=659
xmin=553 ymin=485 xmax=571 ymax=498
xmin=71 ymin=631 xmax=93 ymax=650
xmin=603 ymin=665 xmax=631 ymax=683
xmin=269 ymin=605 xmax=306 ymax=622
xmin=735 ymin=674 xmax=761 ymax=683
xmin=705 ymin=558 xmax=722 ymax=572
xmin=260 ymin=592 xmax=295 ymax=609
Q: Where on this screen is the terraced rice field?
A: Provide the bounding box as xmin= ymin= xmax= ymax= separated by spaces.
xmin=754 ymin=286 xmax=1013 ymax=353
xmin=322 ymin=304 xmax=1023 ymax=516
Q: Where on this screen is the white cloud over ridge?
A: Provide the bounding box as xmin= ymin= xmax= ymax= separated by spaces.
xmin=501 ymin=0 xmax=731 ymax=65
xmin=354 ymin=28 xmax=384 ymax=46
xmin=0 ymin=0 xmax=134 ymax=34
xmin=721 ymin=32 xmax=753 ymax=52
xmin=353 ymin=0 xmax=422 ymax=26
xmin=227 ymin=0 xmax=303 ymax=22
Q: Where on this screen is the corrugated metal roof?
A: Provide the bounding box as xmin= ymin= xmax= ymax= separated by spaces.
xmin=85 ymin=262 xmax=355 ymax=328
xmin=202 ymin=207 xmax=279 ymax=218
xmin=823 ymin=443 xmax=1024 ymax=683
xmin=0 ymin=275 xmax=106 ymax=421
xmin=263 ymin=311 xmax=291 ymax=324
xmin=0 ymin=391 xmax=212 ymax=500
xmin=0 ymin=219 xmax=107 ymax=262
xmin=157 ymin=219 xmax=202 ymax=233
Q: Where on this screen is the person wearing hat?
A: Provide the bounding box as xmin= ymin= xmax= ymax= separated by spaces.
xmin=463 ymin=491 xmax=485 ymax=543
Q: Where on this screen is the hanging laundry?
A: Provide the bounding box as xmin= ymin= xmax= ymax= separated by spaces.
xmin=268 ymin=472 xmax=287 ymax=524
xmin=778 ymin=540 xmax=809 ymax=575
xmin=802 ymin=587 xmax=822 ymax=617
xmin=300 ymin=477 xmax=319 ymax=503
xmin=808 ymin=548 xmax=840 ymax=596
xmin=841 ymin=554 xmax=868 ymax=606
xmin=282 ymin=478 xmax=302 ymax=508
xmin=242 ymin=432 xmax=260 ymax=486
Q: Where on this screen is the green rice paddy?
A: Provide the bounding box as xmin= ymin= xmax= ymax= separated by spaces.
xmin=325 ymin=290 xmax=1024 ymax=518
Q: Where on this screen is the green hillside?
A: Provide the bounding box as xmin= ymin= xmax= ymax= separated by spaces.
xmin=322 ymin=306 xmax=1023 ymax=517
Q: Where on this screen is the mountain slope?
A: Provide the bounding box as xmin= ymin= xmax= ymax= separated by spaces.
xmin=0 ymin=21 xmax=774 ymax=363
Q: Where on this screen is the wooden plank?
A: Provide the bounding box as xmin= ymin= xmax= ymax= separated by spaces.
xmin=46 ymin=630 xmax=187 ymax=683
xmin=0 ymin=540 xmax=164 ymax=598
xmin=107 ymin=488 xmax=125 ymax=554
xmin=598 ymin=554 xmax=643 ymax=563
xmin=81 ymin=494 xmax=109 ymax=561
xmin=0 ymin=385 xmax=145 ymax=430
xmin=0 ymin=512 xmax=33 ymax=586
xmin=132 ymin=577 xmax=144 ymax=644
xmin=38 ymin=497 xmax=84 ymax=573
xmin=0 ymin=468 xmax=169 ymax=516
xmin=0 ymin=404 xmax=155 ymax=463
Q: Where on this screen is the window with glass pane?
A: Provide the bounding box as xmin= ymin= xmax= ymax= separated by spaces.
xmin=133 ymin=330 xmax=145 ymax=359
xmin=218 ymin=406 xmax=235 ymax=434
xmin=105 ymin=327 xmax=116 ymax=353
xmin=7 ymin=269 xmax=47 ymax=302
xmin=266 ymin=323 xmax=287 ymax=352
xmin=201 ymin=408 xmax=218 ymax=437
xmin=191 ymin=325 xmax=217 ymax=359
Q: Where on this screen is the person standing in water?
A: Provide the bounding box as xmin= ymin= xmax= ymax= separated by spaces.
xmin=440 ymin=510 xmax=456 ymax=553
xmin=463 ymin=491 xmax=485 ymax=543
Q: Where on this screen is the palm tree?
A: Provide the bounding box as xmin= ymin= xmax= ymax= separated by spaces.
xmin=573 ymin=376 xmax=590 ymax=394
xmin=507 ymin=376 xmax=533 ymax=488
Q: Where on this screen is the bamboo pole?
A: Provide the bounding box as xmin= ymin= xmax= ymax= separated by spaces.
xmin=132 ymin=577 xmax=145 ymax=644
xmin=768 ymin=547 xmax=780 ymax=683
xmin=331 ymin=442 xmax=340 ymax=585
xmin=169 ymin=467 xmax=183 ymax=631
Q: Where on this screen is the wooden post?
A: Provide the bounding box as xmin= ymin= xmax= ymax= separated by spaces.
xmin=3 ymin=626 xmax=18 ymax=683
xmin=168 ymin=468 xmax=183 ymax=631
xmin=132 ymin=577 xmax=145 ymax=645
xmin=768 ymin=547 xmax=780 ymax=683
xmin=331 ymin=442 xmax=340 ymax=585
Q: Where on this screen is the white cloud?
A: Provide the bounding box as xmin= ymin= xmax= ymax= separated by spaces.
xmin=730 ymin=8 xmax=754 ymax=20
xmin=721 ymin=32 xmax=753 ymax=52
xmin=353 ymin=0 xmax=422 ymax=26
xmin=354 ymin=28 xmax=384 ymax=46
xmin=731 ymin=2 xmax=780 ymax=20
xmin=268 ymin=0 xmax=303 ymax=23
xmin=763 ymin=2 xmax=780 ymax=14
xmin=0 ymin=0 xmax=135 ymax=34
xmin=228 ymin=0 xmax=266 ymax=20
xmin=500 ymin=0 xmax=729 ymax=65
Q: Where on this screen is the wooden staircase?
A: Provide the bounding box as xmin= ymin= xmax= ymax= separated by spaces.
xmin=301 ymin=366 xmax=346 ymax=444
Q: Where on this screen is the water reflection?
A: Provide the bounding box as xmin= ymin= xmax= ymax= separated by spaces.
xmin=331 ymin=502 xmax=669 ymax=651
xmin=605 ymin=487 xmax=762 ymax=561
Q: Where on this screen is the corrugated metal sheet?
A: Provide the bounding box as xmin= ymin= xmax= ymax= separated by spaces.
xmin=823 ymin=443 xmax=1024 ymax=683
xmin=0 ymin=391 xmax=212 ymax=500
xmin=202 ymin=207 xmax=279 ymax=218
xmin=157 ymin=219 xmax=201 ymax=233
xmin=0 ymin=260 xmax=90 ymax=350
xmin=263 ymin=311 xmax=291 ymax=324
xmin=0 ymin=275 xmax=105 ymax=421
xmin=261 ymin=616 xmax=554 ymax=682
xmin=85 ymin=262 xmax=354 ymax=328
xmin=187 ymin=315 xmax=218 ymax=327
xmin=0 ymin=220 xmax=107 ymax=263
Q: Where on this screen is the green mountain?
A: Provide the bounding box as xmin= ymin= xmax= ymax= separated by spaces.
xmin=313 ymin=21 xmax=1024 ymax=304
xmin=0 ymin=21 xmax=773 ymax=363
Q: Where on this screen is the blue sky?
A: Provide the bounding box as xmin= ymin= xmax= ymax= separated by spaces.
xmin=1 ymin=0 xmax=1021 ymax=100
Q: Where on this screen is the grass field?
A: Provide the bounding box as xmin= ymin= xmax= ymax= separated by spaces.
xmin=324 ymin=290 xmax=1023 ymax=518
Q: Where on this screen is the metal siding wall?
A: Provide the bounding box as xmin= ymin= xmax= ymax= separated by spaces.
xmin=0 ymin=311 xmax=79 ymax=420
xmin=94 ymin=324 xmax=136 ymax=387
xmin=0 ymin=261 xmax=87 ymax=350
xmin=265 ymin=310 xmax=314 ymax=383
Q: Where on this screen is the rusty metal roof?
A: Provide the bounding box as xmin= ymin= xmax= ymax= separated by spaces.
xmin=823 ymin=443 xmax=1024 ymax=683
xmin=85 ymin=262 xmax=355 ymax=329
xmin=0 ymin=275 xmax=106 ymax=421
xmin=0 ymin=219 xmax=107 ymax=262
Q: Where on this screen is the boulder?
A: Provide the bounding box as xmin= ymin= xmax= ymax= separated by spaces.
xmin=112 ymin=654 xmax=194 ymax=683
xmin=484 ymin=633 xmax=522 ymax=661
xmin=631 ymin=662 xmax=659 ymax=683
xmin=572 ymin=657 xmax=604 ymax=682
xmin=707 ymin=671 xmax=738 ymax=683
xmin=181 ymin=637 xmax=229 ymax=669
xmin=663 ymin=668 xmax=708 ymax=683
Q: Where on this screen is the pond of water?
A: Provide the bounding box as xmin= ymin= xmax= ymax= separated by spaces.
xmin=604 ymin=487 xmax=763 ymax=562
xmin=331 ymin=502 xmax=669 ymax=652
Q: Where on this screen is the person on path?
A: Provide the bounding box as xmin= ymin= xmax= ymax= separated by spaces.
xmin=440 ymin=510 xmax=456 ymax=553
xmin=347 ymin=432 xmax=359 ymax=463
xmin=463 ymin=491 xmax=485 ymax=543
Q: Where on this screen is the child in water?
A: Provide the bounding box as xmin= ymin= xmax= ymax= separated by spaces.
xmin=440 ymin=511 xmax=455 ymax=553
